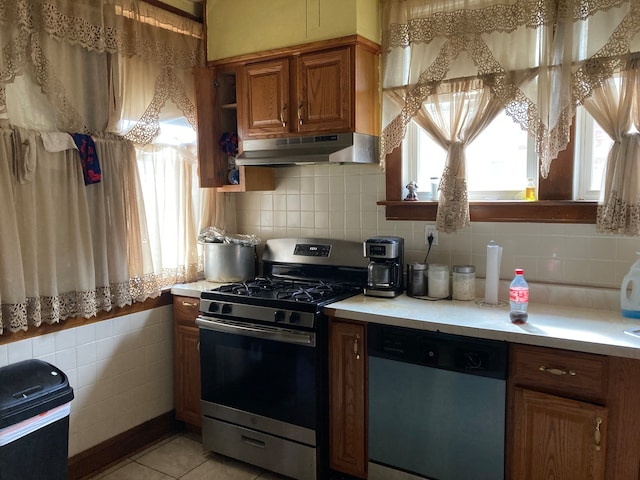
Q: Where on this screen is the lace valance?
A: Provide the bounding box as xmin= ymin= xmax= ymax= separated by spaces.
xmin=0 ymin=0 xmax=203 ymax=140
xmin=381 ymin=0 xmax=640 ymax=178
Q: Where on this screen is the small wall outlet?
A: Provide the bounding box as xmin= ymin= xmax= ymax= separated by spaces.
xmin=425 ymin=225 xmax=438 ymax=246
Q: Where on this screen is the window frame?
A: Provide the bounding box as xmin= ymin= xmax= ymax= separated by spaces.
xmin=380 ymin=123 xmax=599 ymax=223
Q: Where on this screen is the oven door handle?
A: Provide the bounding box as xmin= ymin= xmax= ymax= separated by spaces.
xmin=196 ymin=317 xmax=316 ymax=347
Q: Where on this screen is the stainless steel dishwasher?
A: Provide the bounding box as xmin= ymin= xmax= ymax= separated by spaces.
xmin=368 ymin=324 xmax=508 ymax=480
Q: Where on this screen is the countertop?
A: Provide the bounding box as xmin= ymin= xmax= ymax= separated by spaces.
xmin=326 ymin=294 xmax=640 ymax=360
xmin=171 ymin=280 xmax=640 ymax=360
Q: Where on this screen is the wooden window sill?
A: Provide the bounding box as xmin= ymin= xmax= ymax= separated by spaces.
xmin=0 ymin=291 xmax=173 ymax=346
xmin=379 ymin=200 xmax=598 ymax=223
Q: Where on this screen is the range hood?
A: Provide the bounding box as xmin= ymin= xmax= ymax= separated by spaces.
xmin=236 ymin=132 xmax=378 ymax=166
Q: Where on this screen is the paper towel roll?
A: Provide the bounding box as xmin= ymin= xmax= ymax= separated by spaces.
xmin=485 ymin=241 xmax=502 ymax=304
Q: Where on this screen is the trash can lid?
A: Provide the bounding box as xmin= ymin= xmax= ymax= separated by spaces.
xmin=0 ymin=359 xmax=74 ymax=428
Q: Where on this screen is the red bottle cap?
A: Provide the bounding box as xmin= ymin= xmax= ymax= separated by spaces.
xmin=515 ymin=268 xmax=524 ymax=275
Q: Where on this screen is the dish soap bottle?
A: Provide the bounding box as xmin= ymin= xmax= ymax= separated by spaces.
xmin=621 ymin=254 xmax=640 ymax=318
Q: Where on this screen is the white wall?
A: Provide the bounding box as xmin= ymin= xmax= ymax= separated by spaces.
xmin=235 ymin=165 xmax=640 ymax=291
xmin=0 ymin=305 xmax=174 ymax=457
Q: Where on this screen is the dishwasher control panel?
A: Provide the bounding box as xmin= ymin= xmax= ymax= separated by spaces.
xmin=368 ymin=324 xmax=508 ymax=380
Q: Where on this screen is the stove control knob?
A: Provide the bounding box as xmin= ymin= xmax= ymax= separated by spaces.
xmin=208 ymin=302 xmax=219 ymax=313
xmin=289 ymin=312 xmax=300 ymax=324
xmin=221 ymin=304 xmax=233 ymax=315
xmin=274 ymin=310 xmax=285 ymax=323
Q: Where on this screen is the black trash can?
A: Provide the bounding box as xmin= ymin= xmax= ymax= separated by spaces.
xmin=0 ymin=359 xmax=74 ymax=480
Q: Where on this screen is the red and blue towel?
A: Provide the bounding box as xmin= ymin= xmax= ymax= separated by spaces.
xmin=71 ymin=133 xmax=101 ymax=185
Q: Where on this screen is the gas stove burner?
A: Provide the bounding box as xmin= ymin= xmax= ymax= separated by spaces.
xmin=275 ymin=282 xmax=357 ymax=302
xmin=217 ymin=277 xmax=291 ymax=296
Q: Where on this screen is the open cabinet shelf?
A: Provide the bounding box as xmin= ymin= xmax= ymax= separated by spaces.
xmin=216 ymin=166 xmax=275 ymax=192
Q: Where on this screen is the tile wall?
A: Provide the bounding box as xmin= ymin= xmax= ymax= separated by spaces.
xmin=0 ymin=305 xmax=174 ymax=457
xmin=234 ymin=164 xmax=640 ymax=293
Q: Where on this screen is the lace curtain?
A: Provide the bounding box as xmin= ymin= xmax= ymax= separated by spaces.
xmin=587 ymin=58 xmax=640 ymax=235
xmin=0 ymin=124 xmax=158 ymax=332
xmin=381 ymin=0 xmax=640 ymax=232
xmin=409 ymin=80 xmax=505 ymax=233
xmin=0 ymin=0 xmax=213 ymax=333
xmin=0 ymin=0 xmax=203 ymax=134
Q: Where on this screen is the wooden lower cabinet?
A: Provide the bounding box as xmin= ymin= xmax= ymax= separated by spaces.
xmin=512 ymin=387 xmax=607 ymax=480
xmin=508 ymin=343 xmax=640 ymax=480
xmin=173 ymin=295 xmax=201 ymax=429
xmin=329 ymin=318 xmax=367 ymax=478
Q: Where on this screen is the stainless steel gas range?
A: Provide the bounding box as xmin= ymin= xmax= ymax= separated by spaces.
xmin=196 ymin=238 xmax=368 ymax=480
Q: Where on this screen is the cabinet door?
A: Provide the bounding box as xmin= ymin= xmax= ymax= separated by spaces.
xmin=295 ymin=47 xmax=352 ymax=134
xmin=512 ymin=387 xmax=607 ymax=480
xmin=329 ymin=319 xmax=366 ymax=478
xmin=175 ymin=324 xmax=202 ymax=427
xmin=194 ymin=66 xmax=228 ymax=187
xmin=173 ymin=296 xmax=202 ymax=428
xmin=241 ymin=58 xmax=290 ymax=137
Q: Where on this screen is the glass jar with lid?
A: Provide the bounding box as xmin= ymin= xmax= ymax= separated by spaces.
xmin=452 ymin=265 xmax=476 ymax=300
xmin=427 ymin=264 xmax=449 ymax=299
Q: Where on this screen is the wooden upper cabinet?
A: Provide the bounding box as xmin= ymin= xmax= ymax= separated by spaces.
xmin=295 ymin=47 xmax=352 ymax=134
xmin=240 ymin=47 xmax=351 ymax=139
xmin=235 ymin=37 xmax=379 ymax=140
xmin=194 ymin=65 xmax=227 ymax=187
xmin=242 ymin=58 xmax=290 ymax=137
xmin=194 ymin=64 xmax=241 ymax=188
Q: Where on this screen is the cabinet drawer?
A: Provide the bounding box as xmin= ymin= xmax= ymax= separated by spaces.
xmin=510 ymin=343 xmax=608 ymax=401
xmin=173 ymin=295 xmax=200 ymax=326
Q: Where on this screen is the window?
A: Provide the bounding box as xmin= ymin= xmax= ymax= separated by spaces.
xmin=379 ymin=0 xmax=638 ymax=227
xmin=404 ymin=111 xmax=536 ymax=201
xmin=402 ymin=108 xmax=611 ymax=204
xmin=574 ymin=107 xmax=614 ymax=201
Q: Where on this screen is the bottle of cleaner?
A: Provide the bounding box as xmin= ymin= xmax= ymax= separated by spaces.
xmin=509 ymin=268 xmax=529 ymax=324
xmin=621 ymin=254 xmax=640 ymax=318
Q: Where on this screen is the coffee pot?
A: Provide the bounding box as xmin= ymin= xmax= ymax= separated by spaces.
xmin=363 ymin=236 xmax=404 ymax=297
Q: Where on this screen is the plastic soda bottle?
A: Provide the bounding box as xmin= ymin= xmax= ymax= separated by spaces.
xmin=509 ymin=268 xmax=529 ymax=324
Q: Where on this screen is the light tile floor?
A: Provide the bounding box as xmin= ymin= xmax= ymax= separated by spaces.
xmin=88 ymin=433 xmax=290 ymax=480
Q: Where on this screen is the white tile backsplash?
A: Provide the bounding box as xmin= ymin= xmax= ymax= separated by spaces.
xmin=237 ymin=165 xmax=640 ymax=291
xmin=1 ymin=304 xmax=173 ymax=458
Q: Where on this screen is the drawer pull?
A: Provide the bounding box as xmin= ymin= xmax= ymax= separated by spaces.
xmin=354 ymin=334 xmax=361 ymax=360
xmin=539 ymin=366 xmax=576 ymax=376
xmin=594 ymin=416 xmax=602 ymax=451
xmin=181 ymin=301 xmax=198 ymax=307
xmin=241 ymin=435 xmax=266 ymax=449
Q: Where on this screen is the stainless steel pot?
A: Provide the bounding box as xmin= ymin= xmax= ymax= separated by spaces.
xmin=201 ymin=243 xmax=256 ymax=282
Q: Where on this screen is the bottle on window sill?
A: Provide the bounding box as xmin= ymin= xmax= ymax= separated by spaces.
xmin=525 ymin=178 xmax=536 ymax=201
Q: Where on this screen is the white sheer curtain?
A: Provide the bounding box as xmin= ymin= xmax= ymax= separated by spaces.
xmin=584 ymin=59 xmax=640 ymax=235
xmin=0 ymin=124 xmax=158 ymax=333
xmin=411 ymin=81 xmax=505 ymax=232
xmin=381 ymin=0 xmax=640 ymax=232
xmin=0 ymin=0 xmax=219 ymax=333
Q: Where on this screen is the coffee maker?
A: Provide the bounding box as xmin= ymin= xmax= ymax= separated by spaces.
xmin=363 ymin=236 xmax=404 ymax=297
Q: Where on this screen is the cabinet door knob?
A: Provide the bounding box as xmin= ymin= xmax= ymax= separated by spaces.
xmin=298 ymin=102 xmax=304 ymax=125
xmin=539 ymin=366 xmax=576 ymax=377
xmin=594 ymin=416 xmax=602 ymax=451
xmin=280 ymin=104 xmax=288 ymax=127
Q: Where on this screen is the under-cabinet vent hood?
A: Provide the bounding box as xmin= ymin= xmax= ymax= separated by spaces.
xmin=236 ymin=132 xmax=378 ymax=166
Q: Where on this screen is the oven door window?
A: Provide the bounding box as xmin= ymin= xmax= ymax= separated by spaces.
xmin=200 ymin=327 xmax=317 ymax=430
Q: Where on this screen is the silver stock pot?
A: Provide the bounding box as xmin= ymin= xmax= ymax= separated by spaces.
xmin=201 ymin=242 xmax=256 ymax=282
